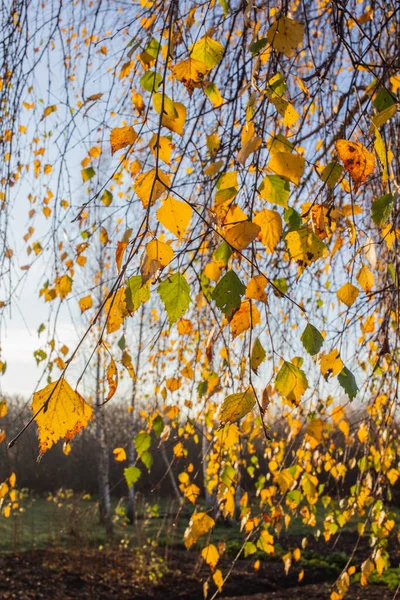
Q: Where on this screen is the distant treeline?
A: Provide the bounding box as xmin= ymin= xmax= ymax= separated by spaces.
xmin=1 ymin=395 xmax=399 ymax=504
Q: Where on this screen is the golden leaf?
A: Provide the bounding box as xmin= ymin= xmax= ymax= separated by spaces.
xmin=55 ymin=275 xmax=72 ymax=300
xmin=336 ymin=140 xmax=375 ymax=190
xmin=246 ymin=274 xmax=268 ymax=303
xmin=268 ymin=152 xmax=305 ymax=185
xmin=104 ymin=287 xmax=128 ymax=334
xmin=105 ymin=356 xmax=118 ymax=402
xmin=253 ymin=209 xmax=282 ymax=253
xmin=110 ymin=126 xmax=137 ymax=155
xmin=184 ymin=512 xmax=215 ymax=548
xmin=156 ymin=196 xmax=192 ymax=240
xmin=133 ymin=169 xmax=170 ymax=208
xmin=32 ymin=378 xmax=93 ymax=456
xmin=122 ymin=351 xmax=136 ymax=380
xmin=78 ymin=295 xmax=93 ymax=313
xmin=202 ymin=544 xmax=220 ymax=569
xmin=116 ymin=241 xmax=128 ymax=273
xmin=171 ymin=58 xmax=208 ymax=95
xmin=337 ymin=282 xmax=359 ymax=307
xmin=267 ymin=17 xmax=304 ymax=57
xmin=149 ymin=134 xmax=172 ymax=165
xmin=224 ymin=221 xmax=260 ymax=251
xmin=230 ymin=300 xmax=261 ymax=339
xmin=161 ymin=101 xmax=186 ymax=136
xmin=320 ymin=349 xmax=343 ymax=380
xmin=146 ymin=239 xmax=174 ymax=267
xmin=113 ymin=447 xmax=126 ymax=461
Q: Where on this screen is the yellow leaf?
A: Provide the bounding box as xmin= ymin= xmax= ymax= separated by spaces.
xmin=171 ymin=58 xmax=208 ymax=95
xmin=204 ymin=83 xmax=224 ymax=107
xmin=122 ymin=351 xmax=135 ymax=380
xmin=357 ymin=265 xmax=374 ymax=292
xmin=246 ymin=274 xmax=268 ymax=303
xmin=0 ymin=400 xmax=7 ymax=418
xmin=63 ymin=441 xmax=71 ymax=456
xmin=213 ymin=569 xmax=224 ymax=592
xmin=275 ymin=469 xmax=294 ymax=493
xmin=237 ymin=135 xmax=262 ymax=165
xmin=105 ymin=356 xmax=118 ymax=402
xmin=337 ymin=282 xmax=359 ymax=307
xmin=336 ymin=140 xmax=375 ymax=190
xmin=110 ymin=126 xmax=137 ymax=155
xmin=177 ymin=318 xmax=192 ymax=335
xmin=219 ymin=390 xmax=256 ymax=423
xmin=320 ymin=349 xmax=343 ymax=379
xmin=156 ymin=196 xmax=192 ymax=240
xmin=31 ymin=378 xmax=93 ymax=456
xmin=146 ymin=239 xmax=174 ymax=267
xmin=190 ymin=36 xmax=224 ymax=69
xmin=267 ymin=17 xmax=304 ymax=57
xmin=202 ymin=544 xmax=220 ymax=569
xmin=88 ymin=146 xmax=102 ymax=159
xmin=184 ymin=512 xmax=215 ymax=548
xmin=357 ymin=424 xmax=368 ymax=443
xmin=55 ymin=275 xmax=72 ymax=300
xmin=42 ymin=105 xmax=57 ymax=119
xmin=133 ymin=169 xmax=170 ymax=208
xmin=149 ymin=134 xmax=172 ymax=165
xmin=116 ymin=241 xmax=128 ymax=273
xmin=268 ymin=152 xmax=305 ymax=185
xmin=253 ymin=209 xmax=282 ymax=253
xmin=204 ymin=161 xmax=224 ymax=176
xmin=305 ymin=418 xmax=325 ymax=448
xmin=224 ymin=221 xmax=260 ymax=251
xmin=361 ymin=558 xmax=374 ymax=586
xmin=184 ymin=483 xmax=200 ymax=504
xmin=230 ymin=300 xmax=261 ymax=338
xmin=286 ymin=228 xmax=327 ymax=267
xmin=79 ymin=295 xmax=93 ymax=313
xmin=113 ymin=447 xmax=126 ymax=461
xmin=166 ymin=377 xmax=181 ymax=392
xmin=161 ymin=101 xmax=186 ymax=136
xmin=0 ymin=481 xmax=9 ymax=500
xmin=99 ymin=227 xmax=108 ymax=244
xmin=104 ymin=287 xmax=128 ymax=334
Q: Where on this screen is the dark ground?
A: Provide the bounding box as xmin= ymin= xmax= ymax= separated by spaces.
xmin=0 ymin=532 xmax=397 ymax=599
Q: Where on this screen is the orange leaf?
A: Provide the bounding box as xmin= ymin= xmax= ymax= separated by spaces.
xmin=336 ymin=140 xmax=375 ymax=190
xmin=110 ymin=126 xmax=137 ymax=155
xmin=105 ymin=356 xmax=118 ymax=402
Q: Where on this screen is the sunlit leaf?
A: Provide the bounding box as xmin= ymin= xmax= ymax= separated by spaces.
xmin=336 ymin=140 xmax=375 ymax=190
xmin=268 ymin=152 xmax=305 ymax=185
xmin=113 ymin=447 xmax=126 ymax=461
xmin=253 ymin=209 xmax=282 ymax=253
xmin=184 ymin=512 xmax=215 ymax=548
xmin=219 ymin=390 xmax=256 ymax=424
xmin=337 ymin=282 xmax=359 ymax=307
xmin=110 ymin=126 xmax=137 ymax=155
xmin=105 ymin=356 xmax=118 ymax=402
xmin=267 ymin=17 xmax=304 ymax=57
xmin=156 ymin=196 xmax=192 ymax=240
xmin=32 ymin=378 xmax=93 ymax=456
xmin=275 ymin=361 xmax=308 ymax=405
xmin=190 ymin=36 xmax=224 ymax=68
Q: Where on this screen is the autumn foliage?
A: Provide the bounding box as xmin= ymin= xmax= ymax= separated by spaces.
xmin=0 ymin=0 xmax=399 ymax=596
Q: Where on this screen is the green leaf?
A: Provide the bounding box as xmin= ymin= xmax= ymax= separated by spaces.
xmin=275 ymin=361 xmax=308 ymax=405
xmin=213 ymin=241 xmax=232 ymax=265
xmin=373 ymin=88 xmax=397 ymax=112
xmin=158 ymin=272 xmax=191 ymax=324
xmin=371 ymin=193 xmax=394 ymax=227
xmin=244 ymin=541 xmax=257 ymax=557
xmin=145 ymin=38 xmax=161 ymax=59
xmin=125 ymin=276 xmax=150 ymax=312
xmin=140 ymin=70 xmax=162 ymax=93
xmin=258 ymin=175 xmax=290 ymax=208
xmin=249 ymin=38 xmax=268 ymax=56
xmin=134 ymin=431 xmax=152 ymax=457
xmin=338 ymin=367 xmax=358 ymax=400
xmin=101 ymin=189 xmax=113 ymax=206
xmin=219 ymin=390 xmax=256 ymax=423
xmin=221 ymin=464 xmax=236 ymax=487
xmin=124 ymin=466 xmax=141 ymax=489
xmin=118 ymin=335 xmax=126 ymax=350
xmin=272 ymin=278 xmax=288 ymax=295
xmin=321 ymin=162 xmax=343 ymax=188
xmin=152 ymin=415 xmax=164 ymax=437
xmin=81 ymin=167 xmax=95 ymax=182
xmin=284 ymin=207 xmax=302 ymax=230
xmin=141 ymin=450 xmax=153 ymax=470
xmin=301 ymin=323 xmax=324 ymax=355
xmin=212 ymin=270 xmax=245 ymax=317
xmin=251 ymin=338 xmax=266 ymax=374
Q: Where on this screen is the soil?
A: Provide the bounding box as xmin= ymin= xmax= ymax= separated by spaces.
xmin=0 ymin=532 xmax=396 ymax=599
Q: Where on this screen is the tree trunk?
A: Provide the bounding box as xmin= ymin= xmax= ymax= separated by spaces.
xmin=95 ymin=351 xmax=113 ymax=537
xmin=127 ymin=307 xmax=144 ymax=524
